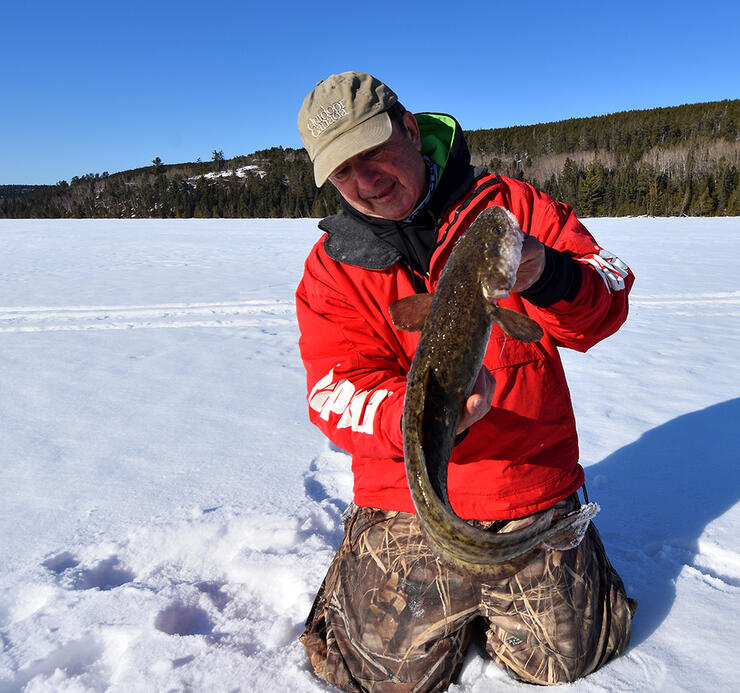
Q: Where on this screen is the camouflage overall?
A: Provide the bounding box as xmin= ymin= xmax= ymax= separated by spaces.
xmin=301 ymin=494 xmax=636 ymax=691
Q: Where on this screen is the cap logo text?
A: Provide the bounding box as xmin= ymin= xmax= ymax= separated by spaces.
xmin=307 ymin=100 xmax=348 ymax=138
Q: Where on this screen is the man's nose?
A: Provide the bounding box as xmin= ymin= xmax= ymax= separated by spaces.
xmin=354 ymin=161 xmax=381 ymax=191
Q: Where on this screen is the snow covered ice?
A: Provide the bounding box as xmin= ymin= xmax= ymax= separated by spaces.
xmin=0 ymin=217 xmax=738 ymax=692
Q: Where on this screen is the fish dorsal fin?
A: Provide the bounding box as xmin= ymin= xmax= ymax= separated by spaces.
xmin=389 ymin=293 xmax=434 ymax=332
xmin=489 ymin=305 xmax=544 ymax=343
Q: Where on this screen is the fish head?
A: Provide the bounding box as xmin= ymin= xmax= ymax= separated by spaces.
xmin=478 ymin=207 xmax=524 ymax=302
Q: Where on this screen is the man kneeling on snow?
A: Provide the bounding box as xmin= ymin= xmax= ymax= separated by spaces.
xmin=295 ymin=71 xmax=636 ymax=691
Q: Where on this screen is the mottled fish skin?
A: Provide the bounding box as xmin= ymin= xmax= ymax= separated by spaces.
xmin=397 ymin=206 xmax=594 ymax=574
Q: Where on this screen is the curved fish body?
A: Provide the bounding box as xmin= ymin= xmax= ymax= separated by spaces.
xmin=391 ymin=206 xmax=597 ymax=574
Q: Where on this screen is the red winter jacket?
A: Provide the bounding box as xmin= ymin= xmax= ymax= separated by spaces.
xmin=296 ymin=161 xmax=633 ymax=520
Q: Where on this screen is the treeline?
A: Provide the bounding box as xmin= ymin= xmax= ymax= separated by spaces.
xmin=0 ymin=185 xmax=54 ymax=200
xmin=466 ymin=99 xmax=740 ymax=216
xmin=2 ymin=100 xmax=738 ymax=219
xmin=0 ymin=148 xmax=341 ymax=219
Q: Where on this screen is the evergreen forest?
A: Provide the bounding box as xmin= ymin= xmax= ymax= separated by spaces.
xmin=2 ymin=100 xmax=738 ymax=219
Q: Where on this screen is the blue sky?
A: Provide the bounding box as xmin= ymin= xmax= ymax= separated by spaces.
xmin=3 ymin=0 xmax=739 ymax=184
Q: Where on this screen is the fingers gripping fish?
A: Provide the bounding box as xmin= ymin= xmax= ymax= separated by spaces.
xmin=390 ymin=206 xmax=598 ymax=574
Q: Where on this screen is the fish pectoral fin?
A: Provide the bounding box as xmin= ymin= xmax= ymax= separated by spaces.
xmin=489 ymin=305 xmax=544 ymax=343
xmin=389 ymin=293 xmax=434 ymax=332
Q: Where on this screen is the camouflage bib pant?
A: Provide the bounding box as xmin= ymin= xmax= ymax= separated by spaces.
xmin=301 ymin=494 xmax=636 ymax=691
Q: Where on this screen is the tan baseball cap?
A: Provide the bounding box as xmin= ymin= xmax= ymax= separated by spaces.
xmin=297 ymin=71 xmax=398 ymax=187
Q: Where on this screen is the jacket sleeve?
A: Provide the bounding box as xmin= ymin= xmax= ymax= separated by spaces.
xmin=505 ymin=180 xmax=634 ymax=352
xmin=295 ymin=246 xmax=408 ymax=459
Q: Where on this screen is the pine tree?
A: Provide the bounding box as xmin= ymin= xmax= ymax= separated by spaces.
xmin=578 ymin=161 xmax=606 ymax=216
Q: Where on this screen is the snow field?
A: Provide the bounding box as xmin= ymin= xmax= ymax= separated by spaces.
xmin=0 ymin=217 xmax=738 ymax=692
xmin=1 ymin=446 xmax=352 ymax=693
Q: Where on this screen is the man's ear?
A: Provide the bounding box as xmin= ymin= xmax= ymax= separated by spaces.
xmin=402 ymin=112 xmax=422 ymax=151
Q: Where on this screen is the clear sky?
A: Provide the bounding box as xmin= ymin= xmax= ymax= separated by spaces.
xmin=3 ymin=0 xmax=739 ymax=185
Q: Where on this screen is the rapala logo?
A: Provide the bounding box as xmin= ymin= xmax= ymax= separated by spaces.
xmin=306 ymin=100 xmax=348 ymax=138
xmin=308 ymin=368 xmax=390 ymax=433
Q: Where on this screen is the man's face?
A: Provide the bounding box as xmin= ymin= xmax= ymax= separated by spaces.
xmin=327 ymin=112 xmax=427 ymax=221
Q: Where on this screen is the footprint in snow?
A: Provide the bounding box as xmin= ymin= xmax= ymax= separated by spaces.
xmin=43 ymin=553 xmax=135 ymax=591
xmin=155 ymin=603 xmax=214 ymax=636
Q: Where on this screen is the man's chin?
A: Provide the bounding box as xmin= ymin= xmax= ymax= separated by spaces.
xmin=361 ymin=198 xmax=414 ymax=221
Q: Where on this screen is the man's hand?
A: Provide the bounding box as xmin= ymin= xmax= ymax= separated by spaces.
xmin=512 ymin=234 xmax=546 ymax=293
xmin=457 ymin=366 xmax=495 ymax=434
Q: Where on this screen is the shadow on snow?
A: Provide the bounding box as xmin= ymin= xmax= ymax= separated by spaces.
xmin=586 ymin=397 xmax=740 ymax=647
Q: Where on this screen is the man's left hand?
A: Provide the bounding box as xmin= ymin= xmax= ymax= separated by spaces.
xmin=512 ymin=234 xmax=546 ymax=293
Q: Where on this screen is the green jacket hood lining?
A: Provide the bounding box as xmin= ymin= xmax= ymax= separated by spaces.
xmin=416 ymin=113 xmax=457 ymax=179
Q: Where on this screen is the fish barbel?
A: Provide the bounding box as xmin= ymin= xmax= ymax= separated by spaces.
xmin=390 ymin=206 xmax=598 ymax=574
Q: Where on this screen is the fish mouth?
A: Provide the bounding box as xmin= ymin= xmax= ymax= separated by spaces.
xmin=483 ymin=287 xmax=510 ymax=301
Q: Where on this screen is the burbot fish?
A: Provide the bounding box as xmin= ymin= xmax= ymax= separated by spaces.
xmin=390 ymin=206 xmax=598 ymax=574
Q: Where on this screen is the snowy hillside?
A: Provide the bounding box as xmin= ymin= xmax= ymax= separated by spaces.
xmin=0 ymin=217 xmax=738 ymax=692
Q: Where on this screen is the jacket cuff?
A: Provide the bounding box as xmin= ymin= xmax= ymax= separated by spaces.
xmin=519 ymin=245 xmax=582 ymax=307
